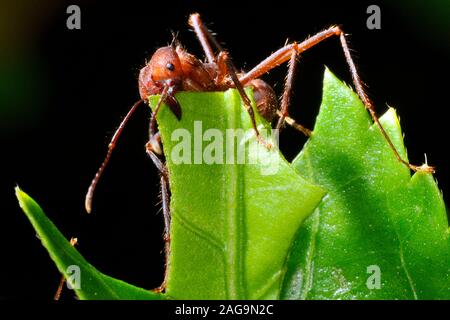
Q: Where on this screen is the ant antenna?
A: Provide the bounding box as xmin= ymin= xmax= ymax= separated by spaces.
xmin=170 ymin=31 xmax=180 ymax=47
xmin=85 ymin=99 xmax=144 ymax=213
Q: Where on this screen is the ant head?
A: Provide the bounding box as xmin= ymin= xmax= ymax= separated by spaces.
xmin=149 ymin=46 xmax=184 ymax=85
xmin=139 ymin=46 xmax=184 ymax=100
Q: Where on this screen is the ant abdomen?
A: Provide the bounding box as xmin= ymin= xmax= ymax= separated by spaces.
xmin=247 ymin=79 xmax=278 ymax=122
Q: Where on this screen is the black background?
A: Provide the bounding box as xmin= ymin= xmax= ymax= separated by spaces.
xmin=1 ymin=0 xmax=449 ymax=299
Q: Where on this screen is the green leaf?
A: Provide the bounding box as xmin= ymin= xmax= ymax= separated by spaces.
xmin=282 ymin=69 xmax=450 ymax=299
xmin=150 ymin=89 xmax=326 ymax=299
xmin=19 ymin=69 xmax=447 ymax=300
xmin=15 ymin=187 xmax=164 ymax=300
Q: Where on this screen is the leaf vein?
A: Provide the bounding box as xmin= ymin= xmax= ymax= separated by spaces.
xmin=172 ymin=212 xmax=223 ymax=251
xmin=301 ymin=208 xmax=321 ymax=300
xmin=399 ymin=243 xmax=419 ymax=300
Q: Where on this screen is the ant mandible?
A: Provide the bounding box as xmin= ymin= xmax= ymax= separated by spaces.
xmin=85 ymin=13 xmax=430 ymax=291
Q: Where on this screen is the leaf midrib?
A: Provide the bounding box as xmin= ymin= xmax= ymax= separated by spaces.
xmin=224 ymin=90 xmax=247 ymax=299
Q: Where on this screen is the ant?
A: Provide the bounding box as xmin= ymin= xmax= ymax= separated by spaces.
xmin=85 ymin=13 xmax=432 ymax=292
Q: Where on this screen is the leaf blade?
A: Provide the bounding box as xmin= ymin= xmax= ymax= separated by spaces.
xmin=282 ymin=69 xmax=450 ymax=299
xmin=150 ymin=89 xmax=326 ymax=299
xmin=15 ymin=187 xmax=164 ymax=300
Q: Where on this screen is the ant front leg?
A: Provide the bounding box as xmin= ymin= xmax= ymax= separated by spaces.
xmin=146 ymin=91 xmax=173 ymax=292
xmin=239 ymin=26 xmax=431 ymax=172
xmin=147 ymin=110 xmax=171 ymax=241
xmin=189 ymin=13 xmax=272 ymax=149
xmin=145 ymin=140 xmax=171 ymax=293
xmin=148 ymin=85 xmax=176 ymax=143
xmin=189 ymin=13 xmax=222 ymax=63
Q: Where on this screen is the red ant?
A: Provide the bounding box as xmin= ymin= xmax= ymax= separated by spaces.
xmin=85 ymin=13 xmax=431 ymax=292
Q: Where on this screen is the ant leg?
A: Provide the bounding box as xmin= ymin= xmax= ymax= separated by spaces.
xmin=215 ymin=51 xmax=228 ymax=85
xmin=148 ymin=85 xmax=173 ymax=156
xmin=277 ymin=111 xmax=312 ymax=136
xmin=147 ymin=92 xmax=172 ymax=292
xmin=145 ymin=144 xmax=171 ymax=293
xmin=156 ymin=172 xmax=171 ymax=293
xmin=275 ymin=49 xmax=312 ymax=136
xmin=238 ymin=27 xmax=341 ymax=85
xmin=275 ymin=49 xmax=311 ymax=136
xmin=336 ymin=30 xmax=432 ymax=172
xmin=189 ymin=13 xmax=276 ymax=148
xmin=189 ymin=13 xmax=222 ymax=63
xmin=276 ymin=50 xmax=297 ymax=130
xmin=239 ymin=26 xmax=431 ymax=172
xmin=85 ymin=99 xmax=144 ymax=213
xmin=54 ymin=237 xmax=78 ymax=300
xmin=221 ymin=52 xmax=272 ymax=149
xmin=145 ymin=142 xmax=170 ymax=238
xmin=189 ymin=14 xmax=231 ymax=85
xmin=149 ymin=86 xmax=170 ymax=138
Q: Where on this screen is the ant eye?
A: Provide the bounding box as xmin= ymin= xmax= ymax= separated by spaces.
xmin=166 ymin=63 xmax=175 ymax=71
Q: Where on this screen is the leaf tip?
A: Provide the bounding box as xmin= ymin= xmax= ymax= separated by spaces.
xmin=15 ymin=185 xmax=26 ymax=209
xmin=323 ymin=66 xmax=338 ymax=84
xmin=380 ymin=107 xmax=400 ymax=128
xmin=14 ymin=187 xmax=42 ymax=221
xmin=323 ymin=67 xmax=354 ymax=97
